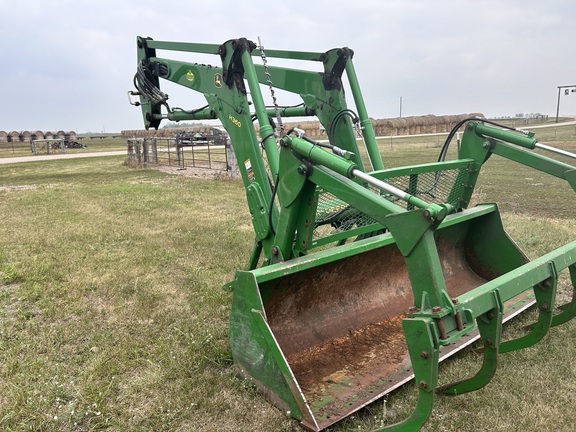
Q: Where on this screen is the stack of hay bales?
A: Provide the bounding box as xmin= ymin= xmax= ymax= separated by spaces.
xmin=372 ymin=113 xmax=484 ymax=136
xmin=120 ymin=113 xmax=485 ymax=140
xmin=0 ymin=130 xmax=79 ymax=143
xmin=121 ymin=127 xmax=196 ymax=139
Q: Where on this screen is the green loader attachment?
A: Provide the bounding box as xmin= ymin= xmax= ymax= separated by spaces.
xmin=130 ymin=36 xmax=576 ymax=431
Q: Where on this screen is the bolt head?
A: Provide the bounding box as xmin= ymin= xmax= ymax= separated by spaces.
xmin=432 ymin=306 xmax=442 ymax=314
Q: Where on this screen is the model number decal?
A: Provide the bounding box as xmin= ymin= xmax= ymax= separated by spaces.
xmin=229 ymin=115 xmax=242 ymax=128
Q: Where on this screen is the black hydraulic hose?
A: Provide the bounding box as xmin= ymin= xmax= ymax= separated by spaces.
xmin=438 ymin=117 xmax=524 ymax=162
xmin=268 ymin=174 xmax=279 ymax=237
xmin=171 ymin=105 xmax=210 ymax=115
xmin=328 ymin=109 xmax=359 ymax=147
xmin=314 ymin=205 xmax=352 ymax=228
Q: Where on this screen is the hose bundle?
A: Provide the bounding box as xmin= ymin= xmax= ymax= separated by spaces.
xmin=133 ymin=60 xmax=169 ymax=108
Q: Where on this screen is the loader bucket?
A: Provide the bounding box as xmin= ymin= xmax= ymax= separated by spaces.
xmin=230 ymin=205 xmax=535 ymax=431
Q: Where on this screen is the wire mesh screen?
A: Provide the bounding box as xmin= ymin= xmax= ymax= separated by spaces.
xmin=380 ymin=168 xmax=466 ymax=209
xmin=313 ymin=167 xmax=467 ymax=240
xmin=314 ymin=193 xmax=379 ymax=239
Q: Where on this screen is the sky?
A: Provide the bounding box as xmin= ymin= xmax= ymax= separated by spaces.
xmin=1 ymin=0 xmax=575 ymax=133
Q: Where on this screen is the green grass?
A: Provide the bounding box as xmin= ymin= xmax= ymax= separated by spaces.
xmin=0 ymin=135 xmax=574 ymax=432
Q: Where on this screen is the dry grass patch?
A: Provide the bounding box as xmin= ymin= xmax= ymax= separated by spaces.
xmin=0 ymin=143 xmax=574 ymax=432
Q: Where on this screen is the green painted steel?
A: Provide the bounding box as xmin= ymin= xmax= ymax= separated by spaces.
xmin=131 ymin=36 xmax=576 ymax=432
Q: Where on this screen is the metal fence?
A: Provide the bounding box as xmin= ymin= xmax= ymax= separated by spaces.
xmin=127 ymin=137 xmax=239 ymax=176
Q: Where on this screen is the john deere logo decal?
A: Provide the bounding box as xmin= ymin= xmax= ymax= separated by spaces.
xmin=186 ymin=71 xmax=195 ymax=82
xmin=214 ymin=73 xmax=222 ymax=88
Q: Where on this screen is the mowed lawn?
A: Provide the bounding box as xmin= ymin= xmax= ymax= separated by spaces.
xmin=0 ymin=140 xmax=575 ymax=432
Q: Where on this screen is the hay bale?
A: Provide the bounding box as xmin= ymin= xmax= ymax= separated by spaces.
xmin=404 ymin=117 xmax=418 ymax=135
xmin=0 ymin=131 xmax=8 ymax=143
xmin=382 ymin=119 xmax=397 ymax=136
xmin=32 ymin=130 xmax=44 ymax=140
xmin=21 ymin=131 xmax=32 ymax=142
xmin=9 ymin=131 xmax=21 ymax=142
xmin=421 ymin=115 xmax=437 ymax=134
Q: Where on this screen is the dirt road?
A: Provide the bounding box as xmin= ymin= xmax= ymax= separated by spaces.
xmin=0 ymin=151 xmax=125 ymax=165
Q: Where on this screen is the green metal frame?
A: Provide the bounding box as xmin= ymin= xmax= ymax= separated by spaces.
xmin=132 ymin=36 xmax=576 ymax=432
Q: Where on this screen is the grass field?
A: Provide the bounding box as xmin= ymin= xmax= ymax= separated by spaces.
xmin=0 ymin=132 xmax=575 ymax=431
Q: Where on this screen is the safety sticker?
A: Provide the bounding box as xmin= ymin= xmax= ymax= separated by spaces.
xmin=244 ymin=159 xmax=255 ymax=182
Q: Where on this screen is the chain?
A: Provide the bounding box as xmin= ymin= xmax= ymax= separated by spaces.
xmin=257 ymin=37 xmax=284 ymax=136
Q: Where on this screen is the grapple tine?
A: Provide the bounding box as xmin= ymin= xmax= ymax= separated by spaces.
xmin=551 ymin=264 xmax=576 ymax=327
xmin=500 ymin=262 xmax=557 ymax=353
xmin=440 ymin=291 xmax=503 ymax=395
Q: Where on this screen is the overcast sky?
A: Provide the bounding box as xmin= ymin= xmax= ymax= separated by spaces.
xmin=2 ymin=0 xmax=575 ymax=133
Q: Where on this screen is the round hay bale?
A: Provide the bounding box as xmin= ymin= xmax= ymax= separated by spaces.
xmin=396 ymin=118 xmax=408 ymax=135
xmin=404 ymin=117 xmax=418 ymax=135
xmin=44 ymin=131 xmax=54 ymax=140
xmin=21 ymin=131 xmax=32 ymax=142
xmin=442 ymin=115 xmax=459 ymax=132
xmin=422 ymin=115 xmax=437 ymax=134
xmin=9 ymin=131 xmax=21 ymax=142
xmin=382 ymin=119 xmax=396 ymax=136
xmin=32 ymin=130 xmax=44 ymax=140
xmin=0 ymin=131 xmax=8 ymax=143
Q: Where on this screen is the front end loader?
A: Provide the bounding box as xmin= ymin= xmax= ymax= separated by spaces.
xmin=130 ymin=36 xmax=576 ymax=431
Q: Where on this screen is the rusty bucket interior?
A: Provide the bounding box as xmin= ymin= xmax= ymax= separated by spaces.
xmin=230 ymin=208 xmax=535 ymax=431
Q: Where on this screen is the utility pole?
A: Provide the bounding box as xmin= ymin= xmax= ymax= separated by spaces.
xmin=555 ymin=85 xmax=576 ymax=122
xmin=399 ymin=96 xmax=402 ymax=118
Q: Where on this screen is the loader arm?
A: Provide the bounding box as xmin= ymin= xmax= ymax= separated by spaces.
xmin=132 ymin=36 xmax=385 ymax=264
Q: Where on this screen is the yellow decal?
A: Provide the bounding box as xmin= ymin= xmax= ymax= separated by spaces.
xmin=214 ymin=73 xmax=222 ymax=88
xmin=229 ymin=114 xmax=242 ymax=128
xmin=186 ymin=70 xmax=195 ymax=82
